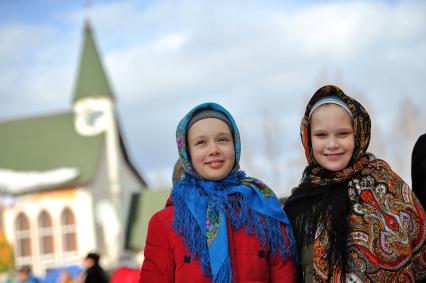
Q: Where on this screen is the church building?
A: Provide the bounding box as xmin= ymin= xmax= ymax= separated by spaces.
xmin=0 ymin=21 xmax=148 ymax=275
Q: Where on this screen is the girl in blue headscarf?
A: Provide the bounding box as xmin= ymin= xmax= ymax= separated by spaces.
xmin=139 ymin=102 xmax=297 ymax=283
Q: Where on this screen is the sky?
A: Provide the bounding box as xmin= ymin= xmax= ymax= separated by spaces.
xmin=1 ymin=0 xmax=425 ymax=197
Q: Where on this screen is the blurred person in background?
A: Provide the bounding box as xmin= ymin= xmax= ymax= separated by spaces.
xmin=57 ymin=270 xmax=75 ymax=283
xmin=16 ymin=266 xmax=38 ymax=283
xmin=3 ymin=269 xmax=16 ymax=283
xmin=412 ymin=132 xmax=426 ymax=210
xmin=80 ymin=253 xmax=108 ymax=283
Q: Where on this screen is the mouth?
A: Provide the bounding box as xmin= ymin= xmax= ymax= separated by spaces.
xmin=324 ymin=153 xmax=343 ymax=156
xmin=324 ymin=153 xmax=344 ymax=160
xmin=205 ymin=160 xmax=224 ymax=168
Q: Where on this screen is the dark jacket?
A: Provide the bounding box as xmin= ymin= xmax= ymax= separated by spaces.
xmin=84 ymin=264 xmax=108 ymax=283
xmin=412 ymin=133 xmax=426 ymax=210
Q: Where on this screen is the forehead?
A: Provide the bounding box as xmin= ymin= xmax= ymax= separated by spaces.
xmin=187 ymin=118 xmax=232 ymax=137
xmin=310 ymin=104 xmax=353 ymax=127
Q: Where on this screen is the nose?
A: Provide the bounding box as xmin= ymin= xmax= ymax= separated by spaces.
xmin=326 ymin=137 xmax=339 ymax=149
xmin=208 ymin=142 xmax=221 ymax=155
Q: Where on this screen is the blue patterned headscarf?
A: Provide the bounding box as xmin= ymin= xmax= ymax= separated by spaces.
xmin=172 ymin=102 xmax=297 ymax=283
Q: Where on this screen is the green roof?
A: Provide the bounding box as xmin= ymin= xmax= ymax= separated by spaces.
xmin=73 ymin=21 xmax=114 ymax=102
xmin=126 ymin=190 xmax=171 ymax=251
xmin=0 ymin=112 xmax=104 ymax=193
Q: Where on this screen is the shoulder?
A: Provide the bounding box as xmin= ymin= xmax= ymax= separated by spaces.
xmin=355 ymin=157 xmax=415 ymax=204
xmin=415 ymin=133 xmax=426 ymax=146
xmin=148 ymin=206 xmax=175 ymax=230
xmin=362 ymin=157 xmax=400 ymax=181
xmin=152 ymin=205 xmax=174 ymax=219
xmin=362 ymin=157 xmax=406 ymax=183
xmin=241 ymin=176 xmax=278 ymax=198
xmin=413 ymin=133 xmax=426 ymax=157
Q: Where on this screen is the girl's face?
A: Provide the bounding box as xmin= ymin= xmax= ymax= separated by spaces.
xmin=310 ymin=104 xmax=355 ymax=171
xmin=188 ymin=118 xmax=235 ymax=180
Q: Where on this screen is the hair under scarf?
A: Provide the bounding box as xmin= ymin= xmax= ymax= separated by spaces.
xmin=172 ymin=102 xmax=297 ymax=283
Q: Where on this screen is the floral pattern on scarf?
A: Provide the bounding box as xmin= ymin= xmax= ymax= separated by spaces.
xmin=205 ymin=206 xmax=220 ymax=246
xmin=298 ymin=85 xmax=426 ymax=282
xmin=172 ymin=102 xmax=297 ymax=283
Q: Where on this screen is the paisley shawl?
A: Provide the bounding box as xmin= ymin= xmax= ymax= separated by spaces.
xmin=287 ymin=85 xmax=426 ymax=282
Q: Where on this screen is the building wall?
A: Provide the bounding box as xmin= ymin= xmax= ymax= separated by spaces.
xmin=91 ymin=146 xmax=120 ymax=267
xmin=2 ymin=188 xmax=95 ymax=276
xmin=119 ymin=147 xmax=147 ymax=235
xmin=89 ymin=135 xmax=147 ymax=268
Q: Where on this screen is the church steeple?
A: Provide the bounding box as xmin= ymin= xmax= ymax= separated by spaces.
xmin=73 ymin=21 xmax=114 ymax=102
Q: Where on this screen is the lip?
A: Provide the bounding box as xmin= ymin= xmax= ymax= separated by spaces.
xmin=324 ymin=153 xmax=344 ymax=160
xmin=205 ymin=160 xmax=224 ymax=168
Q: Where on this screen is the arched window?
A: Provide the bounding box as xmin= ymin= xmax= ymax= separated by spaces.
xmin=38 ymin=210 xmax=54 ymax=254
xmin=61 ymin=208 xmax=77 ymax=252
xmin=15 ymin=212 xmax=31 ymax=257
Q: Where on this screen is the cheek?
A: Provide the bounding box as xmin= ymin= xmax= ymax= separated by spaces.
xmin=188 ymin=146 xmax=202 ymax=164
xmin=229 ymin=154 xmax=236 ymax=169
xmin=310 ymin=138 xmax=323 ymax=163
xmin=221 ymin=145 xmax=236 ymax=170
xmin=227 ymin=146 xmax=236 ymax=162
xmin=347 ymin=141 xmax=355 ymax=156
xmin=310 ymin=138 xmax=321 ymax=153
xmin=345 ymin=136 xmax=355 ymax=153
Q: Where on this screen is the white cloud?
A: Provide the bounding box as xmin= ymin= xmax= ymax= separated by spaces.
xmin=1 ymin=0 xmax=425 ymax=191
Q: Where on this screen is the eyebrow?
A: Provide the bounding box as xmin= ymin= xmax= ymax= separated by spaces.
xmin=189 ymin=132 xmax=232 ymax=141
xmin=216 ymin=132 xmax=232 ymax=136
xmin=311 ymin=127 xmax=353 ymax=132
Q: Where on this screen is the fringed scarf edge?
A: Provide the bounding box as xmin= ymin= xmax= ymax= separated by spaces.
xmin=172 ymin=177 xmax=296 ymax=280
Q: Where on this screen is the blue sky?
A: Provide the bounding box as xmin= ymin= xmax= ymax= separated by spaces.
xmin=1 ymin=0 xmax=425 ymax=196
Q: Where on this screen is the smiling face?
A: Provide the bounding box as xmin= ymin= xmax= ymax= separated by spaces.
xmin=310 ymin=104 xmax=355 ymax=172
xmin=187 ymin=118 xmax=235 ymax=180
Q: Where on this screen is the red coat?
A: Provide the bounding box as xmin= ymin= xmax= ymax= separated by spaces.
xmin=110 ymin=267 xmax=140 ymax=283
xmin=139 ymin=200 xmax=297 ymax=283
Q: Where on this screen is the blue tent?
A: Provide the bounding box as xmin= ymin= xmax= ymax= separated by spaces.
xmin=42 ymin=265 xmax=83 ymax=283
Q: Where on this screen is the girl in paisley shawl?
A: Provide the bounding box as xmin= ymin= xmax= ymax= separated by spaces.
xmin=139 ymin=102 xmax=297 ymax=283
xmin=284 ymin=85 xmax=426 ymax=282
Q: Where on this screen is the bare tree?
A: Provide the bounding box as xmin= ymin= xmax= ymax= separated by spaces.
xmin=239 ymin=125 xmax=258 ymax=177
xmin=389 ymin=96 xmax=426 ymax=183
xmin=261 ymin=111 xmax=284 ymax=190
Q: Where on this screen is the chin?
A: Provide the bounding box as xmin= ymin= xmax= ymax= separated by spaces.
xmin=319 ymin=161 xmax=346 ymax=172
xmin=207 ymin=174 xmax=227 ymax=181
xmin=327 ymin=167 xmax=345 ymax=172
xmin=202 ymin=169 xmax=232 ymax=181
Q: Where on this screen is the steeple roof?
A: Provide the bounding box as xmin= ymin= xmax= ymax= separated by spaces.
xmin=73 ymin=21 xmax=114 ymax=102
